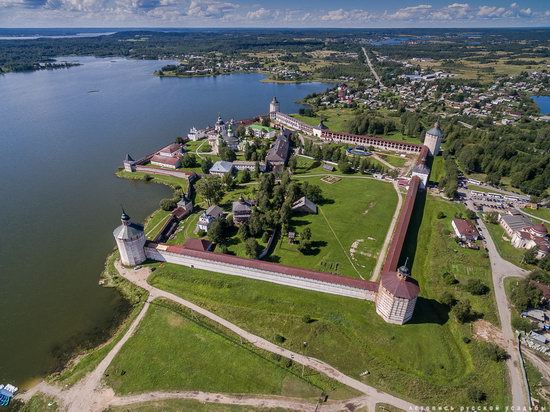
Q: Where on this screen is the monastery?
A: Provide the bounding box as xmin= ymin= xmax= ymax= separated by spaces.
xmin=114 ymin=98 xmax=443 ymax=325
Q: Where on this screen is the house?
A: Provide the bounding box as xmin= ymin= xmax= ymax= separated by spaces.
xmin=196 ymin=205 xmax=225 ymax=232
xmin=499 ymin=211 xmax=532 ymax=237
xmin=233 ymin=161 xmax=266 ymax=173
xmin=232 ymin=197 xmax=254 ymax=224
xmin=291 ymin=196 xmax=317 ymax=214
xmin=150 ymin=143 xmax=184 ymax=169
xmin=451 ymin=218 xmax=480 ymax=242
xmin=183 ymin=238 xmax=213 ymax=252
xmin=511 ymin=224 xmax=550 ymax=259
xmin=209 ymin=161 xmax=234 ymax=176
xmin=265 ymin=134 xmax=290 ymax=170
xmin=522 ymin=309 xmax=546 ymax=322
xmin=172 ymin=195 xmax=193 ymax=220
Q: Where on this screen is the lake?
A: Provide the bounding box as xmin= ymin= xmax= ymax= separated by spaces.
xmin=0 ymin=57 xmax=330 ymax=386
xmin=532 ymin=95 xmax=550 ymax=115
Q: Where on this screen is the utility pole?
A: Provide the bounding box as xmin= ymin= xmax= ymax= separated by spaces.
xmin=301 ymin=341 xmax=308 ymax=378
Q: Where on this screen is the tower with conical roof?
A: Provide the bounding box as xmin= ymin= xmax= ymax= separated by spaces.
xmin=269 ymin=97 xmax=280 ymax=114
xmin=424 ymin=120 xmax=443 ymax=156
xmin=375 ymin=259 xmax=420 ymax=324
xmin=113 ymin=209 xmax=146 ymax=266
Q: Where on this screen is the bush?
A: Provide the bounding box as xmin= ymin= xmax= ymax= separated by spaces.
xmin=464 ymin=279 xmax=490 ymax=295
xmin=440 ymin=291 xmax=457 ymax=307
xmin=261 ymin=231 xmax=270 ymax=243
xmin=437 ymin=211 xmax=446 ymax=219
xmin=441 ymin=271 xmax=459 ymax=285
xmin=274 ymin=334 xmax=286 ymax=343
xmin=512 ymin=316 xmax=534 ymax=332
xmin=452 ymin=300 xmax=475 ymax=323
xmin=462 ymin=336 xmax=471 ymax=344
xmin=480 ymin=342 xmax=508 ymax=362
xmin=467 ymin=387 xmax=487 ymax=402
xmin=159 ymin=198 xmax=177 ymax=211
xmin=510 ymin=279 xmax=542 ymax=311
xmin=302 ymin=314 xmax=313 ymax=323
xmin=143 ymin=174 xmax=153 ymax=182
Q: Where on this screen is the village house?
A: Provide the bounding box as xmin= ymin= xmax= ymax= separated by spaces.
xmin=232 ymin=197 xmax=254 ymax=224
xmin=196 ymin=205 xmax=225 ymax=232
xmin=209 ymin=160 xmax=234 ymax=176
xmin=150 ymin=143 xmax=184 ymax=169
xmin=233 ymin=160 xmax=266 ymax=173
xmin=291 ymin=197 xmax=317 ymax=214
xmin=172 ymin=194 xmax=193 ymax=220
xmin=499 ymin=210 xmax=533 ymax=237
xmin=451 ymin=218 xmax=480 ymax=242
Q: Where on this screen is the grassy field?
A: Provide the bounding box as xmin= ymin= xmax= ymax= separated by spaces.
xmin=107 ymin=400 xmax=289 ymax=411
xmin=105 ymin=299 xmax=355 ymax=400
xmin=406 ymin=196 xmax=499 ymax=325
xmin=144 ymin=209 xmax=172 ymax=239
xmin=271 ymin=176 xmax=398 ymax=278
xmin=291 ymin=108 xmax=355 ymax=133
xmin=117 ymin=170 xmax=188 ymax=192
xmin=19 ymin=393 xmax=60 ymax=412
xmin=429 ymin=156 xmax=445 ymax=185
xmin=378 ymin=132 xmax=420 ymax=144
xmin=521 ymin=207 xmax=550 ymax=223
xmin=148 ymin=256 xmax=508 ymax=406
xmin=377 ymin=154 xmax=407 ymax=168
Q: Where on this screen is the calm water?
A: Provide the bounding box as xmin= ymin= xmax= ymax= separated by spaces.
xmin=0 ymin=57 xmax=330 ymax=386
xmin=532 ymin=95 xmax=550 ymax=115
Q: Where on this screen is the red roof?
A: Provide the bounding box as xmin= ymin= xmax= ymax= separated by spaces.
xmin=452 ymin=218 xmax=479 ymax=239
xmin=532 ymin=224 xmax=548 ymax=235
xmin=380 ymin=271 xmax=420 ymax=299
xmin=148 ymin=241 xmax=378 ymax=292
xmin=150 ymin=155 xmax=181 ymax=166
xmin=183 ymin=238 xmax=212 ymax=252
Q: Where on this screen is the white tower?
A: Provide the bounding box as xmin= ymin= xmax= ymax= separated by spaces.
xmin=269 ymin=97 xmax=280 ymax=114
xmin=113 ymin=210 xmax=146 ymax=266
xmin=424 ymin=121 xmax=443 ymax=156
xmin=375 ymin=261 xmax=419 ymax=324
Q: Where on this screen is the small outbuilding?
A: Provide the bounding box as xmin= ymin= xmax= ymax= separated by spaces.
xmin=452 ymin=218 xmax=480 ymax=242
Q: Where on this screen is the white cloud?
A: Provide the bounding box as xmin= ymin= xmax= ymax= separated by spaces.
xmin=187 ymin=0 xmax=237 ymax=18
xmin=246 ymin=7 xmax=269 ymax=20
xmin=387 ymin=4 xmax=432 ymax=20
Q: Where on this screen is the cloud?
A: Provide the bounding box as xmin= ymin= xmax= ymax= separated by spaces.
xmin=387 ymin=4 xmax=432 ymax=20
xmin=246 ymin=7 xmax=269 ymax=20
xmin=320 ymin=8 xmax=371 ymax=22
xmin=187 ymin=0 xmax=237 ymax=18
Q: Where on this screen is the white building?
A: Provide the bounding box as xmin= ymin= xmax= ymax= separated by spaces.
xmin=113 ymin=210 xmax=146 ymax=266
xmin=269 ymin=96 xmax=280 ymax=114
xmin=196 ymin=205 xmax=225 ymax=232
xmin=188 ymin=127 xmax=206 ymax=141
xmin=123 ymin=154 xmax=136 ymax=172
xmin=210 ymin=160 xmax=234 ymax=176
xmin=424 ymin=121 xmax=443 ymax=156
xmin=511 ymin=224 xmax=550 ymax=259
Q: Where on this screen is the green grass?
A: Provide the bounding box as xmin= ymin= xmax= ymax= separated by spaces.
xmin=105 ymin=299 xmax=355 ymax=400
xmin=483 ymin=220 xmax=536 ymax=271
xmin=521 ymin=208 xmax=550 ymax=223
xmin=148 ymin=256 xmax=508 ymax=406
xmin=468 ymin=184 xmax=506 ymax=195
xmin=524 ymin=359 xmax=550 ymax=410
xmin=144 ymin=209 xmax=171 ymax=239
xmin=429 ymin=156 xmax=445 ymax=185
xmin=407 ymin=196 xmax=499 ymax=325
xmin=272 ymin=176 xmax=398 ymax=278
xmin=19 ymin=393 xmax=59 ymax=412
xmin=378 ymin=154 xmax=407 ymax=168
xmin=290 ymin=108 xmax=355 ymax=133
xmin=107 ymin=399 xmax=289 ymax=411
xmin=117 ymin=170 xmax=188 ymax=192
xmin=377 ymin=132 xmax=420 ymax=144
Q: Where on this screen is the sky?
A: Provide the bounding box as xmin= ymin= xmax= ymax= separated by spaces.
xmin=0 ymin=0 xmax=549 ymax=28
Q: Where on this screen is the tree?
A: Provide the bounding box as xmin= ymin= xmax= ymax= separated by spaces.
xmin=219 ymin=146 xmax=236 ymax=162
xmin=289 ymin=156 xmax=298 ymax=172
xmin=222 ymin=172 xmax=234 ymax=190
xmin=464 ymin=279 xmax=490 ymax=295
xmin=467 ymin=388 xmax=487 ymax=403
xmin=181 ymin=153 xmax=197 ymax=168
xmin=485 ymin=212 xmax=499 ymax=225
xmin=524 ymin=247 xmax=539 ymax=265
xmin=452 ymin=300 xmax=474 ymax=323
xmin=510 ymin=279 xmax=542 ymax=311
xmin=238 ymin=223 xmax=250 ymax=241
xmin=304 ymin=184 xmax=323 ymax=204
xmin=437 ymin=211 xmax=446 ymax=219
xmin=539 ymin=253 xmax=550 ymax=271
xmin=301 ymin=227 xmax=312 ymax=241
xmin=208 ymin=218 xmax=228 ymax=244
xmin=440 ymin=291 xmax=457 ymax=307
xmin=201 ymin=157 xmax=213 ymax=174
xmin=240 ymin=169 xmax=251 ymax=183
xmin=465 ymin=209 xmax=477 ymax=220
xmin=245 ymin=238 xmax=260 ymax=258
xmin=159 ymin=198 xmax=177 ymax=211
xmin=338 ymin=158 xmax=352 ymax=174
xmin=195 ymin=175 xmax=224 ymax=205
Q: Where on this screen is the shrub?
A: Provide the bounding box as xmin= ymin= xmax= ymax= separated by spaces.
xmin=480 ymin=342 xmax=508 ymax=362
xmin=437 ymin=211 xmax=446 ymax=219
xmin=261 ymin=231 xmax=270 ymax=243
xmin=143 ymin=174 xmax=153 ymax=182
xmin=452 ymin=300 xmax=474 ymax=323
xmin=510 ymin=279 xmax=542 ymax=311
xmin=302 ymin=314 xmax=313 ymax=323
xmin=440 ymin=291 xmax=457 ymax=307
xmin=159 ymin=198 xmax=177 ymax=211
xmin=274 ymin=334 xmax=286 ymax=343
xmin=441 ymin=271 xmax=459 ymax=285
xmin=512 ymin=316 xmax=534 ymax=332
xmin=462 ymin=336 xmax=471 ymax=344
xmin=285 ymin=359 xmax=293 ymax=368
xmin=467 ymin=387 xmax=487 ymax=402
xmin=464 ymin=279 xmax=490 ymax=295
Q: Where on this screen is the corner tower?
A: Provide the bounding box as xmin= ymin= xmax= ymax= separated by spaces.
xmin=269 ymin=97 xmax=280 ymax=114
xmin=424 ymin=121 xmax=443 ymax=156
xmin=113 ymin=209 xmax=146 ymax=266
xmin=375 ymin=261 xmax=420 ymax=324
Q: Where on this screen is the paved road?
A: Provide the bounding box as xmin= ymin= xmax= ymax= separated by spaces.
xmin=361 ymin=48 xmax=384 ymax=89
xmin=475 ymin=215 xmax=530 ymax=407
xmin=116 ymin=262 xmax=419 ymax=411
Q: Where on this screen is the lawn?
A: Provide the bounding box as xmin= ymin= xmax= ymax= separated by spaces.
xmin=20 ymin=393 xmax=60 ymax=412
xmin=521 ymin=207 xmax=550 ymax=223
xmin=290 ymin=108 xmax=356 ymax=133
xmin=405 ymin=196 xmax=500 ymax=325
xmin=377 ymin=154 xmax=407 ymax=168
xmin=117 ymin=170 xmax=188 ymax=192
xmin=377 ymin=132 xmax=420 ymax=144
xmin=148 ymin=259 xmax=509 ymax=406
xmin=272 ymin=176 xmax=398 ymax=279
xmin=105 ymin=299 xmax=355 ymax=400
xmin=107 ymin=400 xmax=289 ymax=412
xmin=429 ymin=156 xmax=445 ymax=186
xmin=144 ymin=209 xmax=172 ymax=239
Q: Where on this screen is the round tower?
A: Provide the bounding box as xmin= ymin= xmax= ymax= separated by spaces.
xmin=375 ymin=261 xmax=420 ymax=324
xmin=113 ymin=209 xmax=146 ymax=266
xmin=269 ymin=97 xmax=280 ymax=114
xmin=424 ymin=120 xmax=443 ymax=156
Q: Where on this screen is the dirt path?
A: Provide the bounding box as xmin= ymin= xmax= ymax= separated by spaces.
xmin=115 ymin=262 xmax=418 ymax=411
xmin=371 ymin=181 xmax=403 ymax=281
xmin=371 ymin=153 xmax=395 ymax=171
xmin=362 ymin=47 xmax=384 ymax=89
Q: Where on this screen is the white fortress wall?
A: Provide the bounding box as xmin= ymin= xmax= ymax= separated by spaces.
xmin=145 ymin=247 xmax=376 ymax=301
